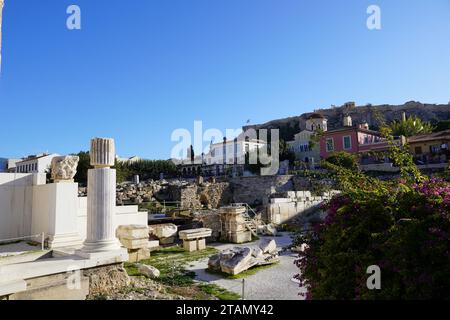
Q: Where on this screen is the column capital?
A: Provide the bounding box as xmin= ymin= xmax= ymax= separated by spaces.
xmin=90 ymin=137 xmax=115 ymax=168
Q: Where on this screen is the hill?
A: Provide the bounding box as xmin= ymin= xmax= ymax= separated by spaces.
xmin=243 ymin=101 xmax=450 ymax=141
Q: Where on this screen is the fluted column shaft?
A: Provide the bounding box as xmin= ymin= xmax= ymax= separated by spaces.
xmin=80 ymin=138 xmax=120 ymax=253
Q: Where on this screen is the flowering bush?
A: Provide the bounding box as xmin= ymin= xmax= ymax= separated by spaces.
xmin=295 ymin=152 xmax=450 ymax=299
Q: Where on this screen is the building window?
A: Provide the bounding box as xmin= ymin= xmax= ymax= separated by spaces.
xmin=430 ymin=145 xmax=440 ymax=153
xmin=415 ymin=147 xmax=422 ymax=155
xmin=343 ymin=136 xmax=352 ymax=150
xmin=326 ymin=138 xmax=334 ymax=152
xmin=364 ymin=135 xmax=369 ymax=144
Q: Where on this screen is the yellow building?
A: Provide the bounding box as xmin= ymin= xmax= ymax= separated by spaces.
xmin=408 ymin=130 xmax=449 ymax=164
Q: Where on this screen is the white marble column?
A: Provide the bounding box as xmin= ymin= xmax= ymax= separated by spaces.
xmin=78 ymin=138 xmax=122 ymax=255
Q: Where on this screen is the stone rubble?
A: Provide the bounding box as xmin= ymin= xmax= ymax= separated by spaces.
xmin=208 ymin=239 xmax=280 ymax=275
xmin=148 ymin=223 xmax=178 ymax=245
xmin=116 ymin=225 xmax=152 ymax=262
xmin=136 ymin=264 xmax=160 ymax=279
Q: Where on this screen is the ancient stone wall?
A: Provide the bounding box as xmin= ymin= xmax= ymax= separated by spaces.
xmin=179 ymin=185 xmax=202 ymax=209
xmin=193 ymin=211 xmax=222 ymax=241
xmin=199 ymin=182 xmax=232 ymax=209
xmin=229 ymin=175 xmax=294 ymax=206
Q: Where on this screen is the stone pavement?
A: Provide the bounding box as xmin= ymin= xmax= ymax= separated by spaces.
xmin=186 ymin=232 xmax=307 ymax=300
xmin=0 ymin=242 xmax=40 ymax=258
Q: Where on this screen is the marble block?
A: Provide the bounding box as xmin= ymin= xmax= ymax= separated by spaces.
xmin=116 ymin=225 xmax=149 ymax=239
xmin=183 ymin=240 xmax=197 ymax=252
xmin=119 ymin=238 xmax=149 ymax=250
xmin=178 ymin=228 xmax=212 ymax=240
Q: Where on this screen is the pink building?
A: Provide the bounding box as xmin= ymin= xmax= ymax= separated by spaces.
xmin=319 ymin=119 xmax=385 ymax=158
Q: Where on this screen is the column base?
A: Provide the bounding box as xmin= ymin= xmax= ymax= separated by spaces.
xmin=78 ymin=238 xmax=122 ymax=254
xmin=75 ymin=247 xmax=128 ymax=261
xmin=47 ymin=233 xmax=84 ymax=249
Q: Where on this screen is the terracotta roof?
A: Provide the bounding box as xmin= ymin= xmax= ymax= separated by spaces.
xmin=408 ymin=130 xmax=450 ymax=143
xmin=306 ymin=113 xmax=326 ymax=120
xmin=323 ymin=126 xmax=381 ymax=136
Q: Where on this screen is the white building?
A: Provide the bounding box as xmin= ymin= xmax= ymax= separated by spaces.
xmin=15 ymin=153 xmax=60 ymax=174
xmin=205 ymin=138 xmax=265 ymax=165
xmin=287 ymin=113 xmax=328 ymax=165
xmin=116 ymin=155 xmax=141 ymax=164
xmin=178 ymin=138 xmax=266 ymax=177
xmin=6 ymin=159 xmax=21 ymax=172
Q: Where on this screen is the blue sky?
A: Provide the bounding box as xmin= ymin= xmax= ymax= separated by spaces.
xmin=0 ymin=0 xmax=449 ymax=159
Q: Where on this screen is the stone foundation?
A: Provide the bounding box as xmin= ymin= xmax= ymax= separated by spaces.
xmin=1 ymin=263 xmax=128 ymax=300
xmin=220 ymin=206 xmax=253 ymax=244
xmin=84 ymin=263 xmax=130 ymax=298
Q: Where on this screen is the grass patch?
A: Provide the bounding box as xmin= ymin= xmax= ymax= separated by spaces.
xmin=125 ymin=246 xmax=218 ymax=286
xmin=198 ymin=283 xmax=241 ymax=300
xmin=124 ymin=246 xmax=239 ymax=300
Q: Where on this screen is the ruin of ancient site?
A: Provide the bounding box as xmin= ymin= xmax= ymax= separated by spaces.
xmin=0 ymin=0 xmax=449 ymax=313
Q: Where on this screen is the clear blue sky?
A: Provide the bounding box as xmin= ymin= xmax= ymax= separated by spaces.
xmin=0 ymin=0 xmax=449 ymax=159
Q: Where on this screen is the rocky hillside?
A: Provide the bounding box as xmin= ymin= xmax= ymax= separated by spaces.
xmin=243 ymin=101 xmax=450 ymax=141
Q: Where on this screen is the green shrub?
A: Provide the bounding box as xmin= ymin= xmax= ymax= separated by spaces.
xmin=324 ymin=151 xmax=359 ymax=172
xmin=296 ymin=143 xmax=450 ymax=299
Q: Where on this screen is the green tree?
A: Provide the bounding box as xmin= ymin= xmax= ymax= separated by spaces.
xmin=115 ymin=159 xmax=177 ymax=183
xmin=433 ymin=119 xmax=450 ymax=132
xmin=73 ymin=151 xmax=90 ymax=185
xmin=294 ymin=141 xmax=450 ymax=300
xmin=386 ymin=114 xmax=434 ymax=137
xmin=324 ymin=151 xmax=359 ymax=172
xmin=279 ymin=139 xmax=295 ymax=162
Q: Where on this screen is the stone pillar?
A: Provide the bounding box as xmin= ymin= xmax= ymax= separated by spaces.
xmin=78 ymin=138 xmax=122 ymax=256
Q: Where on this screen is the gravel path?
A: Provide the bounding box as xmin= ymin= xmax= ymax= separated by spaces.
xmin=186 ymin=233 xmax=306 ymax=300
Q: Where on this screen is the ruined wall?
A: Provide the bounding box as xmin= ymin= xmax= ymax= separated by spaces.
xmin=173 ymin=182 xmax=233 ymax=210
xmin=193 ymin=211 xmax=222 ymax=241
xmin=199 ymin=182 xmax=232 ymax=209
xmin=229 ymin=175 xmax=294 ymax=206
xmin=179 ymin=185 xmax=202 ymax=209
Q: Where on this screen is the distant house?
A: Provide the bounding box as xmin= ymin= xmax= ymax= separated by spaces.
xmin=116 ymin=156 xmax=142 ymax=164
xmin=408 ymin=130 xmax=449 ymax=164
xmin=287 ymin=113 xmax=327 ymax=166
xmin=14 ymin=153 xmax=60 ymax=174
xmin=319 ymin=117 xmax=386 ymax=158
xmin=178 ymin=137 xmax=266 ymax=177
xmin=319 ymin=116 xmax=406 ymax=168
xmin=6 ymin=159 xmax=21 ymax=172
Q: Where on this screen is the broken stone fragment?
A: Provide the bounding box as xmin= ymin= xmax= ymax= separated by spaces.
xmin=116 ymin=225 xmax=149 ymax=239
xmin=51 ymin=156 xmax=80 ymax=182
xmin=207 ymin=240 xmax=280 ymax=276
xmin=259 ymin=224 xmax=278 ymax=236
xmin=259 ymin=239 xmax=278 ymax=255
xmin=219 ymin=247 xmax=256 ymax=275
xmin=251 ymin=246 xmax=264 ymax=259
xmin=207 ymin=254 xmax=222 ymax=271
xmin=136 ymin=264 xmax=160 ymax=279
xmin=148 ymin=223 xmax=178 ymax=239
